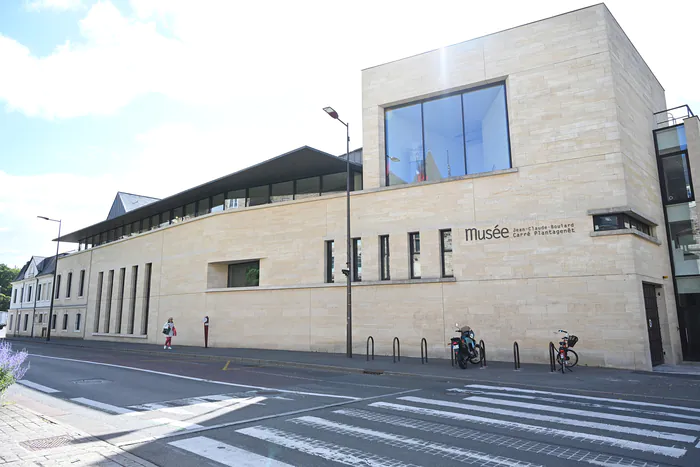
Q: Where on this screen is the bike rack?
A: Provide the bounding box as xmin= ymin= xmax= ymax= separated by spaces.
xmin=420 ymin=338 xmax=428 ymax=364
xmin=393 ymin=337 xmax=401 ymax=363
xmin=479 ymin=340 xmax=486 ymax=368
xmin=549 ymin=342 xmax=556 ymax=372
xmin=513 ymin=341 xmax=521 ymax=371
xmin=366 ymin=336 xmax=374 ymax=362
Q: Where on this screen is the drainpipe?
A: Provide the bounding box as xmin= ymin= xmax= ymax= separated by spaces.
xmin=30 ymin=277 xmax=39 ymax=338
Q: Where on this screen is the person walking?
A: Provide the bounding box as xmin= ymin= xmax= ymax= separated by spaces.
xmin=162 ymin=317 xmax=176 ymax=350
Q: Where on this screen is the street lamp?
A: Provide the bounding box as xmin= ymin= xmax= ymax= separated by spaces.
xmin=323 ymin=106 xmax=352 ymax=358
xmin=37 ymin=216 xmax=61 ymax=342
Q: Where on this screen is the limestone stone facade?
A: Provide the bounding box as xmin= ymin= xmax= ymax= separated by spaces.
xmin=52 ymin=4 xmax=684 ymax=370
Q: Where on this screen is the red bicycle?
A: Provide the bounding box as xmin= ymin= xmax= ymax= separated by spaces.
xmin=555 ymin=330 xmax=579 ymax=373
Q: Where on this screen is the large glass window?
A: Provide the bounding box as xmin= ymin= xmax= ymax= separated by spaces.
xmin=172 ymin=206 xmax=183 ymax=224
xmin=326 ymin=240 xmax=335 ymax=283
xmin=386 ymin=103 xmax=424 ymax=185
xmin=441 ymin=229 xmax=454 ymax=277
xmin=352 ymin=238 xmax=362 ymax=282
xmin=211 ymin=193 xmax=225 ymax=213
xmin=385 ymin=83 xmax=511 ymax=185
xmin=657 ymin=125 xmax=687 ymax=156
xmin=124 ymin=224 xmax=131 ymax=237
xmin=150 ymin=214 xmax=159 ymax=230
xmin=227 ymin=261 xmax=260 ymax=287
xmin=667 ymin=202 xmax=700 ymax=276
xmin=248 ymin=185 xmax=270 ymax=206
xmin=159 ymin=212 xmax=169 ymax=227
xmin=424 ymin=95 xmax=466 ymax=181
xmin=115 ymin=226 xmax=123 ymax=239
xmin=661 ymin=153 xmax=693 ymax=204
xmin=322 ymin=173 xmax=346 ymax=194
xmin=184 ymin=202 xmax=196 ymax=220
xmin=271 ymin=181 xmax=294 ymax=203
xmin=130 ymin=221 xmax=139 ymax=236
xmin=409 ymin=232 xmax=421 ymax=279
xmin=380 ymin=235 xmax=390 ymax=280
xmin=295 ymin=177 xmax=321 ymax=199
xmin=197 ymin=198 xmax=211 ymax=216
xmin=226 ymin=189 xmax=247 ymax=209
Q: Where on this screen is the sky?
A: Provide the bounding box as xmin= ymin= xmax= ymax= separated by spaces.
xmin=1 ymin=0 xmax=699 ymax=268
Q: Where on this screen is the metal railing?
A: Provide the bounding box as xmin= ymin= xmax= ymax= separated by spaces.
xmin=420 ymin=338 xmax=428 ymax=364
xmin=366 ymin=336 xmax=374 ymax=361
xmin=654 ymin=104 xmax=695 ymax=128
xmin=393 ymin=337 xmax=401 ymax=363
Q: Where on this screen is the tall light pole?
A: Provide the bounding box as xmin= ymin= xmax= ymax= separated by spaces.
xmin=37 ymin=216 xmax=61 ymax=342
xmin=323 ymin=106 xmax=352 ymax=358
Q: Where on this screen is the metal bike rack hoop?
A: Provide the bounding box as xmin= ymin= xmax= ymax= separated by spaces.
xmin=393 ymin=337 xmax=400 ymax=363
xmin=420 ymin=338 xmax=428 ymax=364
xmin=366 ymin=336 xmax=374 ymax=362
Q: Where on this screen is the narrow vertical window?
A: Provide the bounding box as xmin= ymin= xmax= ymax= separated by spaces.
xmin=441 ymin=229 xmax=454 ymax=278
xmin=104 ymin=270 xmax=114 ymax=333
xmin=75 ymin=313 xmax=81 ymax=331
xmin=13 ymin=289 xmax=16 ymax=303
xmin=94 ymin=272 xmax=103 ymax=333
xmin=325 ymin=241 xmax=335 ymax=283
xmin=352 ymin=238 xmax=362 ymax=282
xmin=380 ymin=235 xmax=390 ymax=280
xmin=128 ymin=265 xmax=138 ymax=334
xmin=37 ymin=284 xmax=42 ymax=301
xmin=55 ymin=275 xmax=61 ymax=299
xmin=9 ymin=314 xmax=13 ymax=330
xmin=28 ymin=285 xmax=32 ymax=302
xmin=79 ymin=270 xmax=86 ymax=297
xmin=51 ymin=314 xmax=56 ymax=330
xmin=66 ymin=272 xmax=72 ymax=298
xmin=62 ymin=313 xmax=68 ymax=330
xmin=141 ymin=263 xmax=152 ymax=335
xmin=409 ymin=232 xmax=421 ymax=279
xmin=115 ymin=268 xmax=126 ymax=334
xmin=23 ymin=314 xmax=28 ymax=331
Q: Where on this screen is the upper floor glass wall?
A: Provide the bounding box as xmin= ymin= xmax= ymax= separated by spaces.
xmin=657 ymin=125 xmax=687 ymax=156
xmin=385 ymin=82 xmax=511 ymax=186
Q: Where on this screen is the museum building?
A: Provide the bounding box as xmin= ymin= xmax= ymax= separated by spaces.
xmin=10 ymin=4 xmax=700 ymax=370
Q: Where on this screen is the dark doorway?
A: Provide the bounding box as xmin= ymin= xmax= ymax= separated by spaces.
xmin=643 ymin=283 xmax=664 ymax=366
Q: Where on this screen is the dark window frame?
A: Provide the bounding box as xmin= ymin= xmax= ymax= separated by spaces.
xmin=352 ymin=238 xmax=362 ymax=282
xmin=62 ymin=313 xmax=68 ymax=330
xmin=409 ymin=232 xmax=421 ymax=279
xmin=440 ymin=229 xmax=454 ymax=278
xmin=592 ymin=214 xmax=652 ymax=236
xmin=66 ymin=272 xmax=72 ymax=298
xmin=227 ymin=261 xmax=260 ymax=288
xmin=380 ymin=235 xmax=390 ymax=281
xmin=55 ymin=275 xmax=61 ymax=299
xmin=325 ymin=240 xmax=335 ymax=283
xmin=75 ymin=313 xmax=81 ymax=331
xmin=79 ymin=270 xmax=86 ymax=297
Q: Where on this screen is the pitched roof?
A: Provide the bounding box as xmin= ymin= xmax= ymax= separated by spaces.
xmin=107 ymin=192 xmax=160 ymax=220
xmin=14 ymin=256 xmax=47 ymax=281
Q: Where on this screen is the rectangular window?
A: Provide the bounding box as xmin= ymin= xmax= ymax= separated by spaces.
xmin=325 ymin=240 xmax=335 ymax=283
xmin=409 ymin=232 xmax=421 ymax=279
xmin=441 ymin=229 xmax=454 ymax=277
xmin=321 ymin=173 xmax=346 ymax=195
xmin=38 ymin=314 xmax=43 ymax=324
xmin=352 ymin=238 xmax=362 ymax=282
xmin=211 ymin=193 xmax=225 ymax=213
xmin=385 ymin=82 xmax=511 ymax=185
xmin=75 ymin=313 xmax=81 ymax=331
xmin=104 ymin=270 xmax=114 ymax=333
xmin=197 ymin=198 xmax=211 ymax=216
xmin=23 ymin=314 xmax=28 ymax=331
xmin=116 ymin=225 xmax=123 ymax=239
xmin=66 ymin=272 xmax=72 ymax=298
xmin=150 ymin=214 xmax=159 ymax=231
xmin=227 ymin=261 xmax=260 ymax=287
xmin=159 ymin=212 xmax=170 ymax=227
xmin=128 ymin=265 xmax=138 ymax=334
xmin=124 ymin=223 xmax=131 ymax=237
xmin=20 ymin=287 xmax=24 ymax=302
xmin=140 ymin=218 xmax=149 ymax=232
xmin=9 ymin=314 xmax=13 ymax=330
xmin=116 ymin=268 xmax=125 ymax=334
xmin=55 ymin=275 xmax=61 ymax=299
xmin=37 ymin=284 xmax=42 ymax=301
xmin=130 ymin=221 xmax=140 ymax=235
xmin=271 ymin=181 xmax=294 ymax=203
xmin=294 ymin=177 xmax=320 ymax=199
xmin=225 ymin=190 xmax=246 ymax=209
xmin=184 ymin=202 xmax=196 ymax=220
xmin=62 ymin=313 xmax=68 ymax=330
xmin=656 ymin=125 xmax=687 ymax=156
xmin=172 ymin=206 xmax=183 ymax=224
xmin=28 ymin=285 xmax=32 ymax=302
xmin=108 ymin=229 xmax=115 ymax=242
xmin=380 ymin=235 xmax=390 ymax=280
xmin=593 ymin=214 xmax=652 ymax=236
xmin=247 ymin=185 xmax=270 ymax=206
xmin=94 ymin=272 xmax=103 ymax=333
xmin=79 ymin=270 xmax=86 ymax=297
xmin=660 ymin=152 xmax=693 ymax=204
xmin=13 ymin=289 xmax=16 ymax=303
xmin=141 ymin=263 xmax=152 ymax=335
xmin=51 ymin=314 xmax=56 ymax=330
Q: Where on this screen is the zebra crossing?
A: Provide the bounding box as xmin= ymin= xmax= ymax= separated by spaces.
xmin=165 ymin=383 xmax=700 ymax=466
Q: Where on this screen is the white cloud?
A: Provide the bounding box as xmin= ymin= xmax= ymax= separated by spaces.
xmin=25 ymin=0 xmax=85 ymax=12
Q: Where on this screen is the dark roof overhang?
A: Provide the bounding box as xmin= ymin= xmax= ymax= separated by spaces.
xmin=58 ymin=146 xmax=362 ymax=243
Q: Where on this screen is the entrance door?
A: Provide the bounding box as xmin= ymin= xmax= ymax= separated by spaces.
xmin=643 ymin=283 xmax=664 ymax=366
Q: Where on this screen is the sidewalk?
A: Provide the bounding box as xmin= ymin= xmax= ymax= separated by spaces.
xmin=0 ymin=386 xmax=156 ymax=466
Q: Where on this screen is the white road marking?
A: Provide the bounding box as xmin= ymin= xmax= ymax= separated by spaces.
xmin=465 ymin=395 xmax=700 ymax=431
xmin=29 ymin=353 xmax=358 ymax=400
xmin=18 ymin=380 xmax=60 ymax=393
xmin=151 ymin=418 xmax=203 ymax=430
xmin=397 ymin=396 xmax=696 ymax=444
xmin=371 ymin=401 xmax=687 ymax=458
xmin=169 ymin=436 xmax=292 ymax=466
xmin=239 ymin=426 xmax=420 ymax=467
xmin=291 ymin=416 xmax=541 ymax=467
xmin=70 ymin=397 xmax=134 ymax=415
xmin=465 ymin=384 xmax=700 ymax=413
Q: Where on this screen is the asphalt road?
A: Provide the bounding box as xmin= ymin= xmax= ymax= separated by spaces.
xmin=11 ymin=341 xmax=700 ymax=467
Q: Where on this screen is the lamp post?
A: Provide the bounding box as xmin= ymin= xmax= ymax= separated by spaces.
xmin=323 ymin=106 xmax=352 ymax=358
xmin=37 ymin=216 xmax=61 ymax=342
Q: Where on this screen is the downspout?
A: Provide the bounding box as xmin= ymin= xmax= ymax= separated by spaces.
xmin=30 ymin=277 xmax=39 ymax=338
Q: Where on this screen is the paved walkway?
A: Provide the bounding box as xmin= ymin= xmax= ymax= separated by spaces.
xmin=0 ymin=386 xmax=156 ymax=466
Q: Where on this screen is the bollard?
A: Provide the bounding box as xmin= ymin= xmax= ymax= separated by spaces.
xmin=366 ymin=336 xmax=375 ymax=362
xmin=479 ymin=339 xmax=486 ymax=368
xmin=513 ymin=341 xmax=521 ymax=371
xmin=203 ymin=316 xmax=209 ymax=348
xmin=393 ymin=337 xmax=401 ymax=363
xmin=549 ymin=342 xmax=556 ymax=372
xmin=420 ymin=338 xmax=428 ymax=364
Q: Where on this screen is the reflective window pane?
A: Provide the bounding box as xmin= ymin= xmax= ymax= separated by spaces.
xmin=463 ymin=84 xmax=511 ymax=174
xmin=352 ymin=238 xmax=362 ymax=282
xmin=197 ymin=198 xmax=211 ymax=216
xmin=108 ymin=229 xmax=115 ymax=242
xmin=386 ymin=104 xmax=423 ymax=185
xmin=423 ymin=95 xmax=466 ymax=181
xmin=248 ymin=185 xmax=269 ymax=206
xmin=593 ymin=215 xmax=621 ymax=231
xmin=124 ymin=224 xmax=131 ymax=237
xmin=150 ymin=214 xmax=159 ymax=230
xmin=226 ymin=190 xmax=246 ymax=209
xmin=116 ymin=226 xmax=123 ymax=239
xmin=227 ymin=261 xmax=260 ymax=287
xmin=184 ymin=202 xmax=195 ymax=219
xmin=661 ymin=153 xmax=693 ymax=203
xmin=271 ymin=181 xmax=294 ymax=203
xmin=657 ymin=126 xmax=687 ymax=156
xmin=130 ymin=221 xmax=139 ymax=235
xmin=172 ymin=206 xmax=183 ymax=224
xmin=441 ymin=230 xmax=453 ymax=277
xmin=211 ymin=193 xmax=225 ymax=213
xmin=667 ymin=202 xmax=700 ymax=276
xmin=322 ymin=173 xmax=346 ymax=194
xmin=410 ymin=232 xmax=421 ymax=279
xmin=353 ymin=172 xmax=363 ymax=191
xmin=295 ymin=176 xmax=320 ymax=199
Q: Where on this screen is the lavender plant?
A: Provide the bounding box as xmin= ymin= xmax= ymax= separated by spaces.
xmin=0 ymin=341 xmax=29 ymax=398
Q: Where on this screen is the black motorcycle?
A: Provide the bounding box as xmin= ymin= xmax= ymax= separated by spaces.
xmin=450 ymin=324 xmax=481 ymax=369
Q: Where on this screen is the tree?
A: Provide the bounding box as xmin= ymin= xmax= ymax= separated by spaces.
xmin=0 ymin=294 xmax=9 ymax=312
xmin=0 ymin=264 xmax=20 ymax=309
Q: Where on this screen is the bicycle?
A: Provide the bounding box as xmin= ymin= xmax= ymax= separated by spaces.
xmin=555 ymin=330 xmax=579 ymax=373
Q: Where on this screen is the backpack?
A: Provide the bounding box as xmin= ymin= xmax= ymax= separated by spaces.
xmin=162 ymin=324 xmax=170 ymax=335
